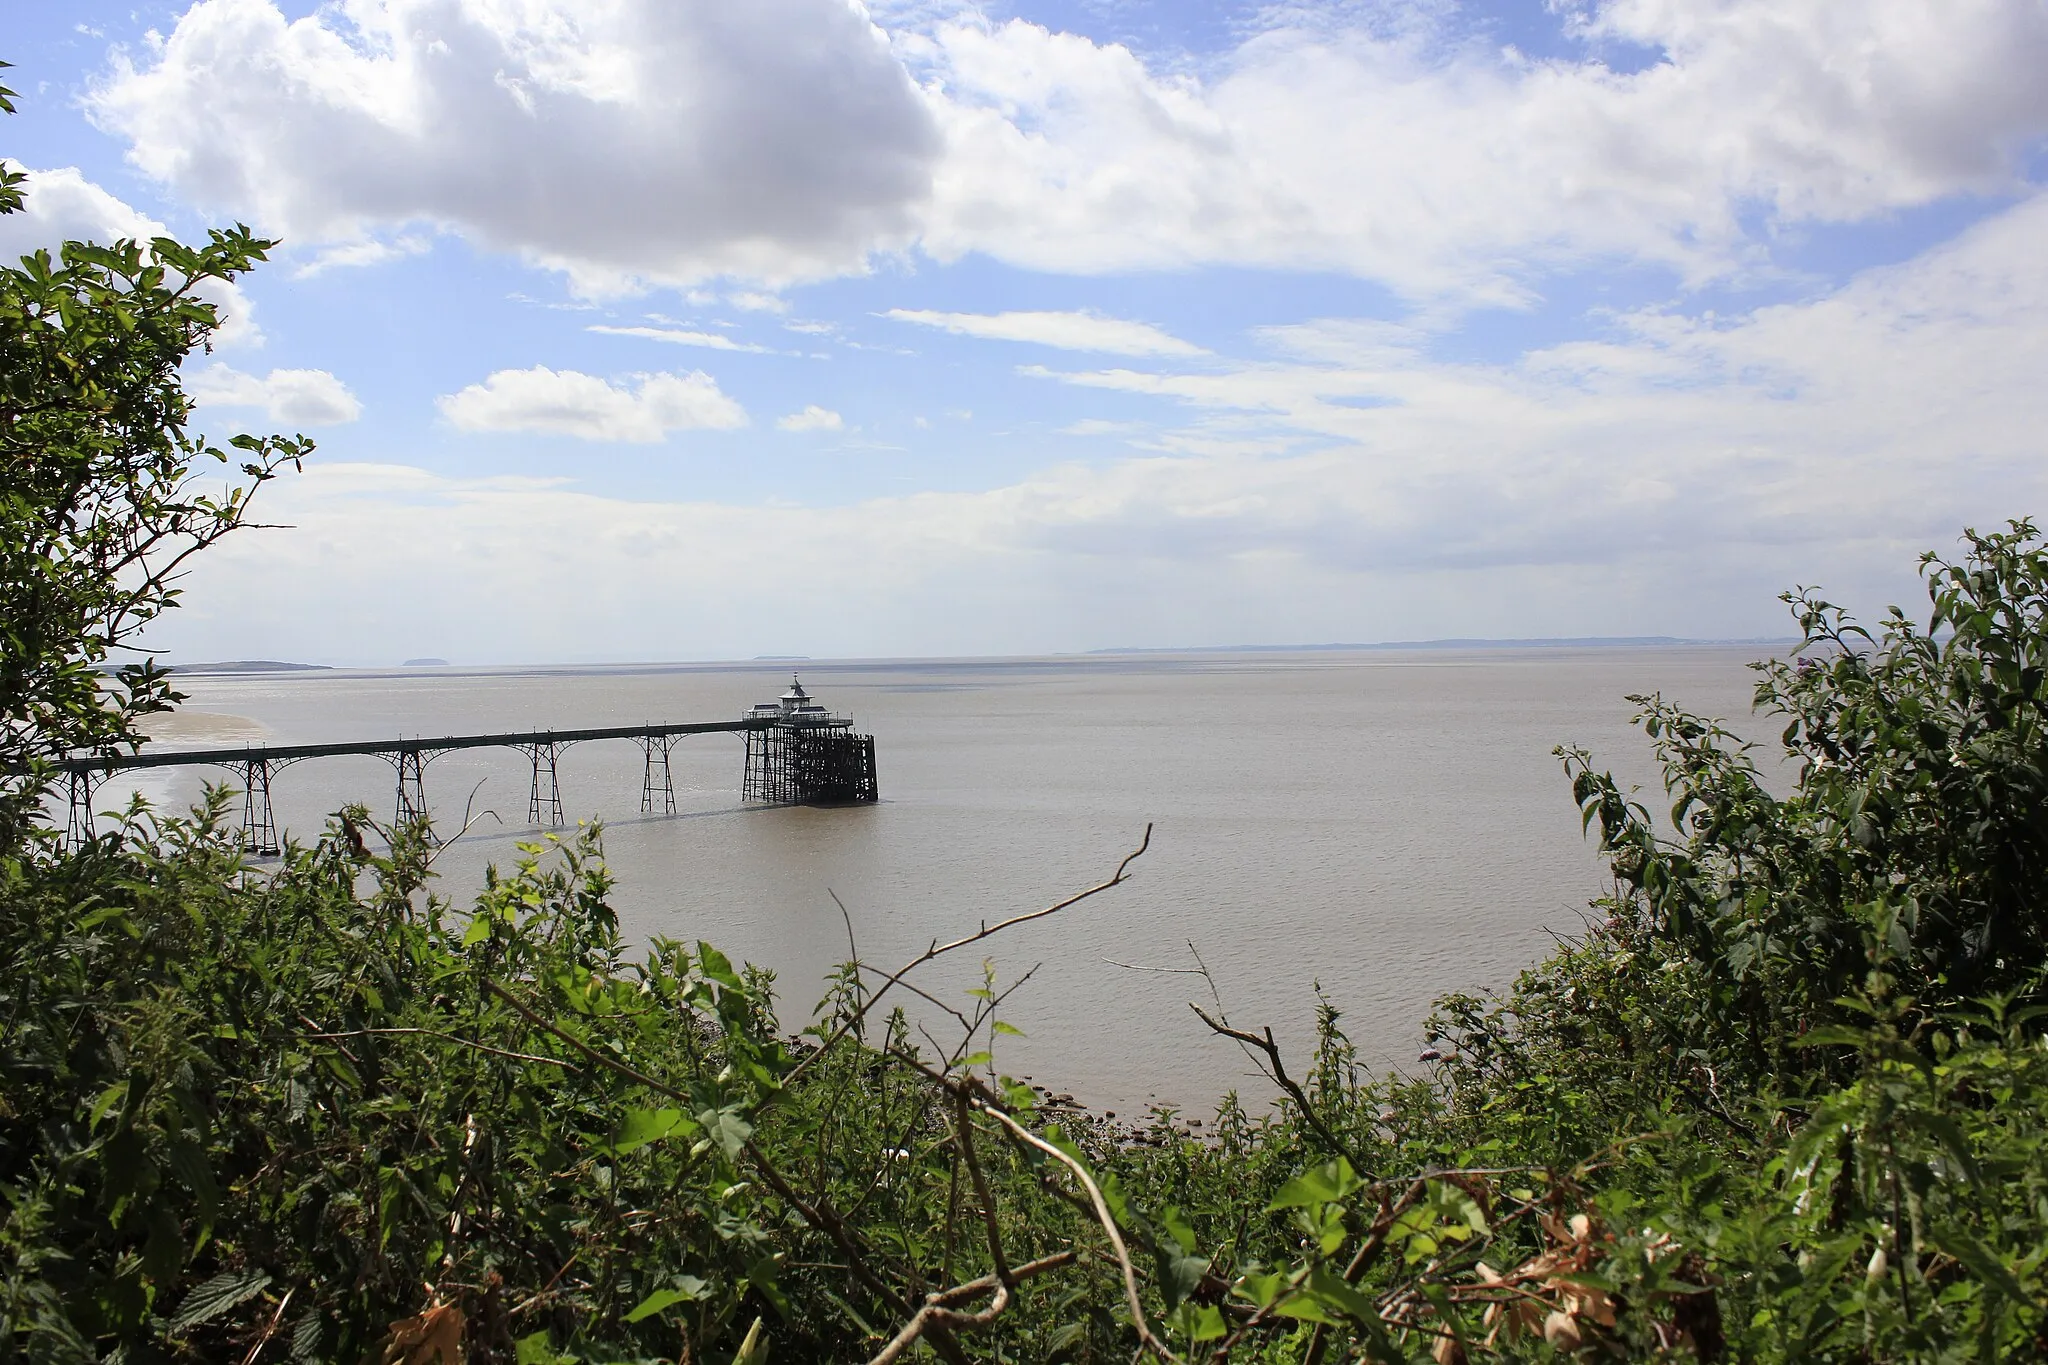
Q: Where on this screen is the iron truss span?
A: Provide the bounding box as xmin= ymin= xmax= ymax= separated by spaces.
xmin=55 ymin=713 xmax=876 ymax=856
xmin=59 ymin=718 xmax=773 ymax=773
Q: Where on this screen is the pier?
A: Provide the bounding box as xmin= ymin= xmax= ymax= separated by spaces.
xmin=58 ymin=676 xmax=879 ymax=853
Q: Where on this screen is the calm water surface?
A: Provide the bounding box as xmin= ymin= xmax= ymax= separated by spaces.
xmin=116 ymin=648 xmax=1775 ymax=1113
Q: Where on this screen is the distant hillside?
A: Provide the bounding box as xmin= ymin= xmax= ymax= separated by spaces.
xmin=165 ymin=660 xmax=333 ymax=674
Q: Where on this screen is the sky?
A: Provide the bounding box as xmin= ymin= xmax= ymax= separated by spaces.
xmin=6 ymin=0 xmax=2048 ymax=665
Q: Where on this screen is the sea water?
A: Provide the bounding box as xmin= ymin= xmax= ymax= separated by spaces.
xmin=107 ymin=647 xmax=1775 ymax=1113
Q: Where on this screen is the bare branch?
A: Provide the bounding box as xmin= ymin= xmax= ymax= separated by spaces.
xmin=784 ymin=824 xmax=1151 ymax=1090
xmin=865 ymin=1251 xmax=1076 ymax=1365
xmin=1190 ymin=1004 xmax=1368 ymax=1177
xmin=978 ymin=1105 xmax=1184 ymax=1363
xmin=955 ymin=1090 xmax=1011 ymax=1286
xmin=300 ymin=1027 xmax=577 ymax=1071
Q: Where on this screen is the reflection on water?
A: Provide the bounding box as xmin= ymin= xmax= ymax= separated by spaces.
xmin=98 ymin=648 xmax=1775 ymax=1111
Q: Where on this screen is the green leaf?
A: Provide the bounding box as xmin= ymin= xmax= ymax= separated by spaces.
xmin=1268 ymin=1157 xmax=1361 ymax=1211
xmin=991 ymin=1020 xmax=1026 ymax=1037
xmin=1304 ymin=1266 xmax=1381 ymax=1324
xmin=697 ymin=1105 xmax=755 ymax=1160
xmin=1926 ymin=1227 xmax=2026 ymax=1300
xmin=1160 ymin=1204 xmax=1198 ymax=1254
xmin=610 ymin=1107 xmax=697 ymax=1156
xmin=1235 ymin=1269 xmax=1286 ymax=1309
xmin=515 ymin=1330 xmax=575 ymax=1364
xmin=167 ymin=1268 xmax=271 ymax=1333
xmin=730 ymin=1314 xmax=769 ymax=1365
xmin=1177 ymin=1302 xmax=1227 ymax=1342
xmin=624 ymin=1287 xmax=693 ymax=1323
xmin=696 ymin=943 xmax=742 ymax=989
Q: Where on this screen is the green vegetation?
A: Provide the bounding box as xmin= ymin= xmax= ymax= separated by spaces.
xmin=8 ymin=71 xmax=2048 ymax=1363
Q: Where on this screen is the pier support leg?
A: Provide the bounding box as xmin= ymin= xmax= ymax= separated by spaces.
xmin=639 ymin=735 xmax=676 ymax=815
xmin=236 ymin=758 xmax=279 ymax=857
xmin=743 ymin=727 xmax=783 ymax=804
xmin=393 ymin=750 xmax=431 ymax=832
xmin=65 ymin=768 xmax=101 ymax=850
xmin=523 ymin=742 xmax=563 ymax=826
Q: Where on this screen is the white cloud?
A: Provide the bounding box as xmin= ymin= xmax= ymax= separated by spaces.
xmin=188 ymin=363 xmax=363 ymax=426
xmin=727 ymin=291 xmax=788 ymax=313
xmin=884 ymin=308 xmax=1205 ymax=356
xmin=147 ymin=193 xmax=2048 ymax=660
xmin=908 ymin=2 xmax=2048 ymax=297
xmin=438 ymin=366 xmax=747 ymax=441
xmin=293 ymin=235 xmax=429 ymax=277
xmin=81 ymin=1 xmax=2048 ymax=301
xmin=1061 ymin=418 xmax=1148 ymax=437
xmin=0 ymin=166 xmax=260 ymax=343
xmin=778 ymin=405 xmax=844 ymax=432
xmin=588 ymin=325 xmax=774 ymax=353
xmin=88 ymin=0 xmax=940 ymax=291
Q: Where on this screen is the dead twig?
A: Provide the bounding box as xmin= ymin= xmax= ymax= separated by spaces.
xmin=866 ymin=1251 xmax=1077 ymax=1365
xmin=240 ymin=1285 xmax=294 ymax=1365
xmin=978 ymin=1105 xmax=1184 ymax=1363
xmin=955 ymin=1089 xmax=1011 ymax=1287
xmin=784 ymin=825 xmax=1151 ymax=1091
xmin=1190 ymin=1004 xmax=1367 ymax=1177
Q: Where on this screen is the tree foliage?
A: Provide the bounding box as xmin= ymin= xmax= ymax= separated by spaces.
xmin=0 ymin=63 xmax=308 ymax=844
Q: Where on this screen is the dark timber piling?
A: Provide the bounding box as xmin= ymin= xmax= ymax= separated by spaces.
xmin=739 ymin=676 xmax=880 ymax=805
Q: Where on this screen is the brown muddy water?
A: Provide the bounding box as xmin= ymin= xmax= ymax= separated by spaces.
xmin=98 ymin=647 xmax=1777 ymax=1113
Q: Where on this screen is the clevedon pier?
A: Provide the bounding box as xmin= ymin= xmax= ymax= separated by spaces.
xmin=58 ymin=676 xmax=879 ymax=853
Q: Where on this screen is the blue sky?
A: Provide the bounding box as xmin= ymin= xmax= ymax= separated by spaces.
xmin=6 ymin=0 xmax=2048 ymax=664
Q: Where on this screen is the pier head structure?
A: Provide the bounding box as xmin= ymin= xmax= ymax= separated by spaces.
xmin=58 ymin=676 xmax=878 ymax=853
xmin=740 ymin=677 xmax=880 ymax=806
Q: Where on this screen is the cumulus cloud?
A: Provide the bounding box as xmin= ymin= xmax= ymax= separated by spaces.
xmin=88 ymin=0 xmax=939 ymax=291
xmin=438 ymin=367 xmax=747 ymax=441
xmin=148 ymin=194 xmax=2048 ymax=661
xmin=0 ymin=166 xmax=260 ymax=342
xmin=187 ymin=363 xmax=362 ymax=425
xmin=884 ymin=308 xmax=1205 ymax=356
xmin=908 ymin=0 xmax=2048 ymax=296
xmin=81 ymin=1 xmax=2048 ymax=300
xmin=777 ymin=405 xmax=844 ymax=432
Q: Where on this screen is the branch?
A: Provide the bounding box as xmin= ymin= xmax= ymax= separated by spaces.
xmin=978 ymin=1105 xmax=1183 ymax=1363
xmin=783 ymin=824 xmax=1150 ymax=1090
xmin=1190 ymin=1004 xmax=1367 ymax=1177
xmin=482 ymin=978 xmax=970 ymax=1364
xmin=865 ymin=1251 xmax=1077 ymax=1365
xmin=300 ymin=1027 xmax=576 ymax=1071
xmin=955 ymin=1090 xmax=1011 ymax=1286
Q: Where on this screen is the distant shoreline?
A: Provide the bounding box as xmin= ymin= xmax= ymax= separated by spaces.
xmin=151 ymin=637 xmax=1793 ymax=678
xmin=1084 ymin=636 xmax=1797 ymax=655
